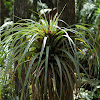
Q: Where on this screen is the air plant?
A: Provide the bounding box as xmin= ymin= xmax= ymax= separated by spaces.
xmin=0 ymin=12 xmax=93 ymax=100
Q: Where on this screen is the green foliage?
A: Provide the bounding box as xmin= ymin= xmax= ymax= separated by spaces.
xmin=0 ymin=1 xmax=100 ymax=99
xmin=96 ymin=4 xmax=100 ymax=13
xmin=76 ymin=0 xmax=100 ymax=79
xmin=1 ymin=78 xmax=14 ymax=100
xmin=0 ymin=12 xmax=94 ymax=99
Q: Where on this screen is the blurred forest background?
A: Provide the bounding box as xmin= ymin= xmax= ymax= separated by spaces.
xmin=0 ymin=0 xmax=100 ymax=100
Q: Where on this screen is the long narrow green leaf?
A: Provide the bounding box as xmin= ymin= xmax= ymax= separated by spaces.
xmin=37 ymin=36 xmax=47 ymax=69
xmin=44 ymin=46 xmax=49 ymax=100
xmin=21 ymin=53 xmax=39 ymax=100
xmin=54 ymin=55 xmax=62 ymax=100
xmin=79 ymin=63 xmax=89 ymax=79
xmin=58 ymin=49 xmax=81 ymax=85
xmin=60 ymin=60 xmax=73 ymax=90
xmin=35 ymin=59 xmax=45 ymax=85
xmin=50 ymin=63 xmax=60 ymax=99
xmin=20 ymin=34 xmax=38 ymax=61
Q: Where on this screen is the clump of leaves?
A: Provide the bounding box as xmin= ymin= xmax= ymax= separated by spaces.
xmin=1 ymin=13 xmax=94 ymax=100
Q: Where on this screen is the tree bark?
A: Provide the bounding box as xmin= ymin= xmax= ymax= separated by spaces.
xmin=33 ymin=0 xmax=38 ymax=20
xmin=41 ymin=0 xmax=54 ymax=8
xmin=0 ymin=0 xmax=5 ymax=26
xmin=57 ymin=0 xmax=75 ymax=100
xmin=14 ymin=0 xmax=30 ymax=22
xmin=14 ymin=0 xmax=30 ymax=99
xmin=57 ymin=0 xmax=75 ymax=26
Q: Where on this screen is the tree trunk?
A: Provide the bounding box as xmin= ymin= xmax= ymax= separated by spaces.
xmin=14 ymin=0 xmax=30 ymax=22
xmin=41 ymin=0 xmax=54 ymax=8
xmin=57 ymin=0 xmax=75 ymax=100
xmin=33 ymin=0 xmax=38 ymax=20
xmin=14 ymin=0 xmax=30 ymax=99
xmin=0 ymin=0 xmax=5 ymax=26
xmin=57 ymin=0 xmax=75 ymax=26
xmin=0 ymin=0 xmax=5 ymax=41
